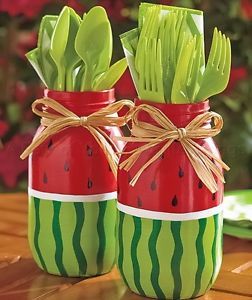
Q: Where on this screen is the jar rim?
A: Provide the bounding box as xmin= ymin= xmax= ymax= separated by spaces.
xmin=44 ymin=88 xmax=115 ymax=106
xmin=135 ymin=98 xmax=210 ymax=115
xmin=43 ymin=89 xmax=115 ymax=115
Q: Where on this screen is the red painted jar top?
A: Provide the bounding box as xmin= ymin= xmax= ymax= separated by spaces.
xmin=118 ymin=99 xmax=223 ymax=214
xmin=30 ymin=88 xmax=119 ymax=195
xmin=135 ymin=98 xmax=210 ymax=128
xmin=45 ymin=89 xmax=115 ymax=116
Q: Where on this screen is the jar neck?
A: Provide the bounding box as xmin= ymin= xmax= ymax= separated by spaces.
xmin=135 ymin=99 xmax=210 ymax=127
xmin=44 ymin=89 xmax=115 ymax=116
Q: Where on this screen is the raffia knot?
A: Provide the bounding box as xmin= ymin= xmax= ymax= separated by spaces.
xmin=20 ymin=97 xmax=134 ymax=178
xmin=117 ymin=104 xmax=230 ymax=193
xmin=79 ymin=116 xmax=88 ymax=127
xmin=176 ymin=128 xmax=187 ymax=140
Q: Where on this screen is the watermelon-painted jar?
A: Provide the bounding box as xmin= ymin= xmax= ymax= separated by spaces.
xmin=28 ymin=89 xmax=122 ymax=277
xmin=117 ymin=99 xmax=223 ymax=299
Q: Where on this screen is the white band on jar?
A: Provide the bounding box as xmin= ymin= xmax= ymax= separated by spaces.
xmin=28 ymin=187 xmax=117 ymax=202
xmin=117 ymin=202 xmax=223 ymax=221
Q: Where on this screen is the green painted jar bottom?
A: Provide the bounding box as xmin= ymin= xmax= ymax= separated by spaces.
xmin=28 ymin=196 xmax=117 ymax=277
xmin=117 ymin=211 xmax=223 ymax=299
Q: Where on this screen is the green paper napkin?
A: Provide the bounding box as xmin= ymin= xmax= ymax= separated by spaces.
xmin=223 ymin=190 xmax=252 ymax=240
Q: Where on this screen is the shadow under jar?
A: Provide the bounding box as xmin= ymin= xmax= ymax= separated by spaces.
xmin=28 ymin=89 xmax=122 ymax=277
xmin=117 ymin=99 xmax=223 ymax=299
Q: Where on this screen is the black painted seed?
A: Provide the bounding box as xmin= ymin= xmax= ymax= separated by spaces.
xmin=64 ymin=162 xmax=70 ymax=172
xmin=172 ymin=196 xmax=178 ymax=207
xmin=198 ymin=180 xmax=204 ymax=189
xmin=108 ymin=164 xmax=112 ymax=172
xmin=160 ymin=153 xmax=165 ymax=160
xmin=43 ymin=173 xmax=48 ymax=184
xmin=137 ymin=196 xmax=142 ymax=208
xmin=212 ymin=193 xmax=216 ymax=201
xmin=87 ymin=145 xmax=93 ymax=157
xmin=179 ymin=167 xmax=184 ymax=178
xmin=151 ymin=180 xmax=157 ymax=191
xmin=48 ymin=139 xmax=53 ymax=149
xmin=88 ymin=178 xmax=93 ymax=189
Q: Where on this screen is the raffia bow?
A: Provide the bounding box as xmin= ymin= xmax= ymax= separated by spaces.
xmin=20 ymin=97 xmax=134 ymax=177
xmin=118 ymin=104 xmax=230 ymax=193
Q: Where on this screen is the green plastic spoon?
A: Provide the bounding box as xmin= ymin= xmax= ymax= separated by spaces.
xmin=74 ymin=64 xmax=85 ymax=91
xmin=75 ymin=6 xmax=111 ymax=91
xmin=50 ymin=6 xmax=70 ymax=91
xmin=65 ymin=8 xmax=81 ymax=91
xmin=37 ymin=15 xmax=58 ymax=88
xmin=92 ymin=8 xmax=112 ymax=81
xmin=93 ymin=58 xmax=127 ymax=91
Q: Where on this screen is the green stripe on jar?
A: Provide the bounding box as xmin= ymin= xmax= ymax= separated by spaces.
xmin=197 ymin=216 xmax=215 ymax=296
xmin=28 ymin=197 xmax=47 ymax=272
xmin=117 ymin=211 xmax=222 ymax=299
xmin=102 ymin=200 xmax=117 ymax=272
xmin=81 ymin=201 xmax=100 ymax=275
xmin=209 ymin=213 xmax=223 ymax=287
xmin=156 ymin=219 xmax=175 ymax=297
xmin=80 ymin=201 xmax=116 ymax=276
xmin=60 ymin=201 xmax=87 ymax=276
xmin=148 ymin=220 xmax=166 ymax=299
xmin=131 ymin=216 xmax=146 ymax=296
xmin=170 ymin=221 xmax=183 ymax=299
xmin=136 ymin=216 xmax=156 ymax=297
xmin=60 ymin=201 xmax=79 ymax=276
xmin=117 ymin=211 xmax=129 ymax=286
xmin=96 ymin=201 xmax=108 ymax=274
xmin=192 ymin=218 xmax=207 ymax=298
xmin=119 ymin=212 xmax=138 ymax=292
xmin=179 ymin=219 xmax=199 ymax=299
xmin=34 ymin=198 xmax=59 ymax=274
xmin=73 ymin=202 xmax=87 ymax=276
xmin=52 ymin=201 xmax=68 ymax=276
xmin=28 ymin=196 xmax=116 ymax=277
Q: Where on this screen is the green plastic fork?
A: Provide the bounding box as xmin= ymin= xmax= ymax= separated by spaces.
xmin=171 ymin=34 xmax=203 ymax=103
xmin=195 ymin=27 xmax=231 ymax=101
xmin=186 ymin=35 xmax=203 ymax=101
xmin=171 ymin=35 xmax=197 ymax=103
xmin=159 ymin=11 xmax=177 ymax=102
xmin=138 ymin=37 xmax=165 ymax=103
xmin=135 ymin=6 xmax=160 ymax=73
xmin=158 ymin=10 xmax=192 ymax=102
